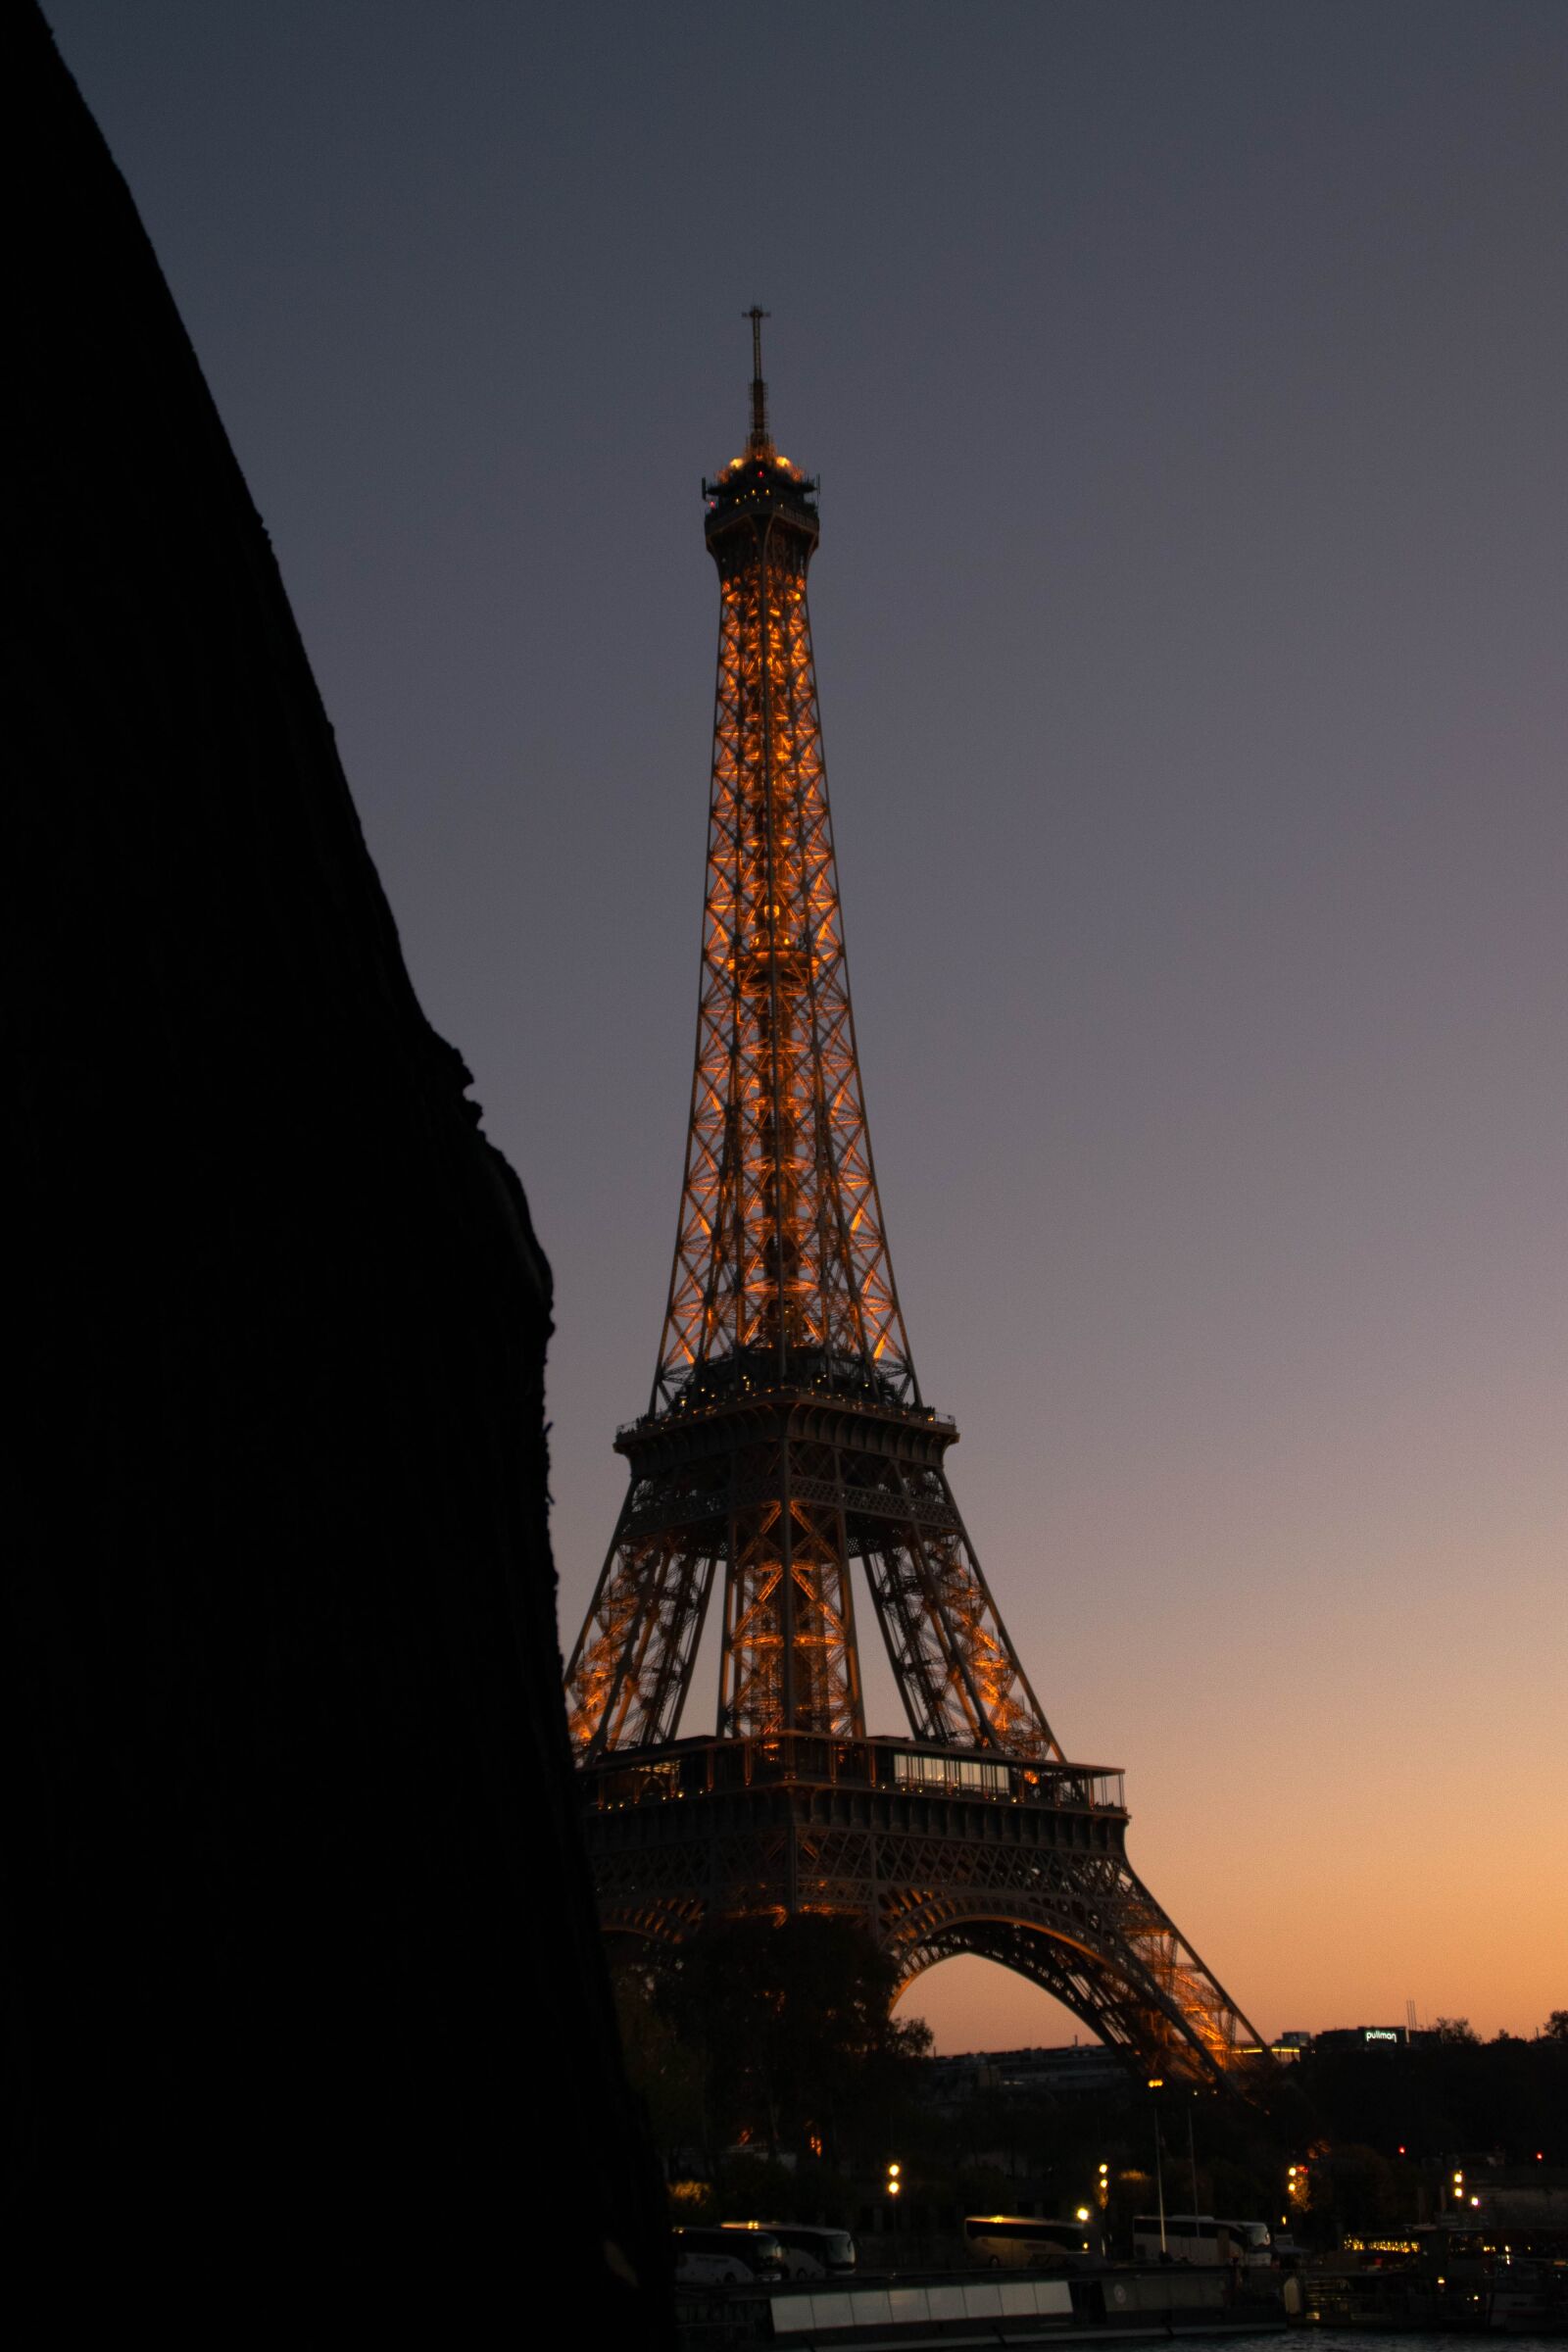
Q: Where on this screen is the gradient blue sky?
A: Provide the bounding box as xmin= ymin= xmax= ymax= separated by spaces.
xmin=46 ymin=1 xmax=1566 ymax=2049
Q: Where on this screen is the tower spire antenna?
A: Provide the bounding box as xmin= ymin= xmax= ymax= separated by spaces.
xmin=745 ymin=304 xmax=770 ymax=450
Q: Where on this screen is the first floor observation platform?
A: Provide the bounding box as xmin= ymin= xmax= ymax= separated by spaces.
xmin=582 ymin=1732 xmax=1124 ymax=1821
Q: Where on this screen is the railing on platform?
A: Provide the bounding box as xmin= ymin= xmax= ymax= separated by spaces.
xmin=615 ymin=1390 xmax=958 ymax=1444
xmin=583 ymin=1732 xmax=1125 ymax=1818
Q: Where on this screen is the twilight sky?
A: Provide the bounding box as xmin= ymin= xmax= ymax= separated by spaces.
xmin=46 ymin=1 xmax=1566 ymax=2052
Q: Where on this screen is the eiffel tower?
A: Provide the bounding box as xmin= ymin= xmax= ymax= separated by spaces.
xmin=565 ymin=316 xmax=1265 ymax=2081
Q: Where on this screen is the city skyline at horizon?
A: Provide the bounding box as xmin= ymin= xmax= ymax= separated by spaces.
xmin=42 ymin=1 xmax=1567 ymax=2053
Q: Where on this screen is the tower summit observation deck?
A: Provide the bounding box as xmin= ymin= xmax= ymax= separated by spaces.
xmin=564 ymin=318 xmax=1265 ymax=2081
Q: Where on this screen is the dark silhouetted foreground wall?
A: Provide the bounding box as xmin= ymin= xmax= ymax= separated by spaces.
xmin=5 ymin=5 xmax=669 ymax=2322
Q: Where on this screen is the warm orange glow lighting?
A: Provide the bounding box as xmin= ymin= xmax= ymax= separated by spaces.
xmin=567 ymin=422 xmax=1067 ymax=1761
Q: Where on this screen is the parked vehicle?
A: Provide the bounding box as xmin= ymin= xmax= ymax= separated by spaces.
xmin=738 ymin=2222 xmax=857 ymax=2278
xmin=673 ymin=2225 xmax=784 ymax=2278
xmin=965 ymin=2215 xmax=1105 ymax=2269
xmin=1132 ymin=2214 xmax=1272 ymax=2267
xmin=674 ymin=2244 xmax=750 ymax=2286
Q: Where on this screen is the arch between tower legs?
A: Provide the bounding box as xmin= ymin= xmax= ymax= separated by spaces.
xmin=885 ymin=1911 xmax=1196 ymax=2074
xmin=583 ymin=1784 xmax=1253 ymax=2082
xmin=594 ymin=1886 xmax=1226 ymax=2083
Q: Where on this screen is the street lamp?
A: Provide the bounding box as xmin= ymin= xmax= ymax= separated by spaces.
xmin=1149 ymin=2082 xmax=1167 ymax=2257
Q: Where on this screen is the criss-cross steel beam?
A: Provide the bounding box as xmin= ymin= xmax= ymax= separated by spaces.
xmin=565 ymin=331 xmax=1048 ymax=1755
xmin=561 ymin=332 xmax=1266 ymax=2082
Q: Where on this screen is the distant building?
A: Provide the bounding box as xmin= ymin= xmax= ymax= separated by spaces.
xmin=1313 ymin=2025 xmax=1424 ymax=2051
xmin=922 ymin=2043 xmax=1139 ymax=2104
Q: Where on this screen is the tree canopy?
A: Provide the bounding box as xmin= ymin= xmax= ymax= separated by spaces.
xmin=615 ymin=1912 xmax=931 ymax=2169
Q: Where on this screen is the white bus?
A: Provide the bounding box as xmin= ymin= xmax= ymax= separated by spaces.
xmin=732 ymin=2222 xmax=857 ymax=2278
xmin=1133 ymin=2214 xmax=1272 ymax=2268
xmin=675 ymin=2226 xmax=784 ymax=2278
xmin=965 ymin=2216 xmax=1105 ymax=2270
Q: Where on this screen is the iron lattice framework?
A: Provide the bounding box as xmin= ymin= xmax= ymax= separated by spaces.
xmin=564 ymin=319 xmax=1266 ymax=2082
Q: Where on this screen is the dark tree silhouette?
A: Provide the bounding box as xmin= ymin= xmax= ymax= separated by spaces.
xmin=655 ymin=1913 xmax=932 ymax=2166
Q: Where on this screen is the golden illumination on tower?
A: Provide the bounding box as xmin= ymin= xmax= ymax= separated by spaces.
xmin=564 ymin=318 xmax=1054 ymax=1759
xmin=563 ymin=324 xmax=1269 ymax=2091
xmin=658 ymin=465 xmax=908 ymax=1406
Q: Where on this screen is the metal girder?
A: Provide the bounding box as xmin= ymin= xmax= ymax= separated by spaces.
xmin=565 ymin=395 xmax=1052 ymax=1760
xmin=581 ymin=1745 xmax=1266 ymax=2081
xmin=566 ymin=1393 xmax=1055 ymax=1755
xmin=561 ymin=351 xmax=1266 ymax=2087
xmin=881 ymin=1856 xmax=1266 ymax=2082
xmin=657 ymin=479 xmax=911 ymax=1417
